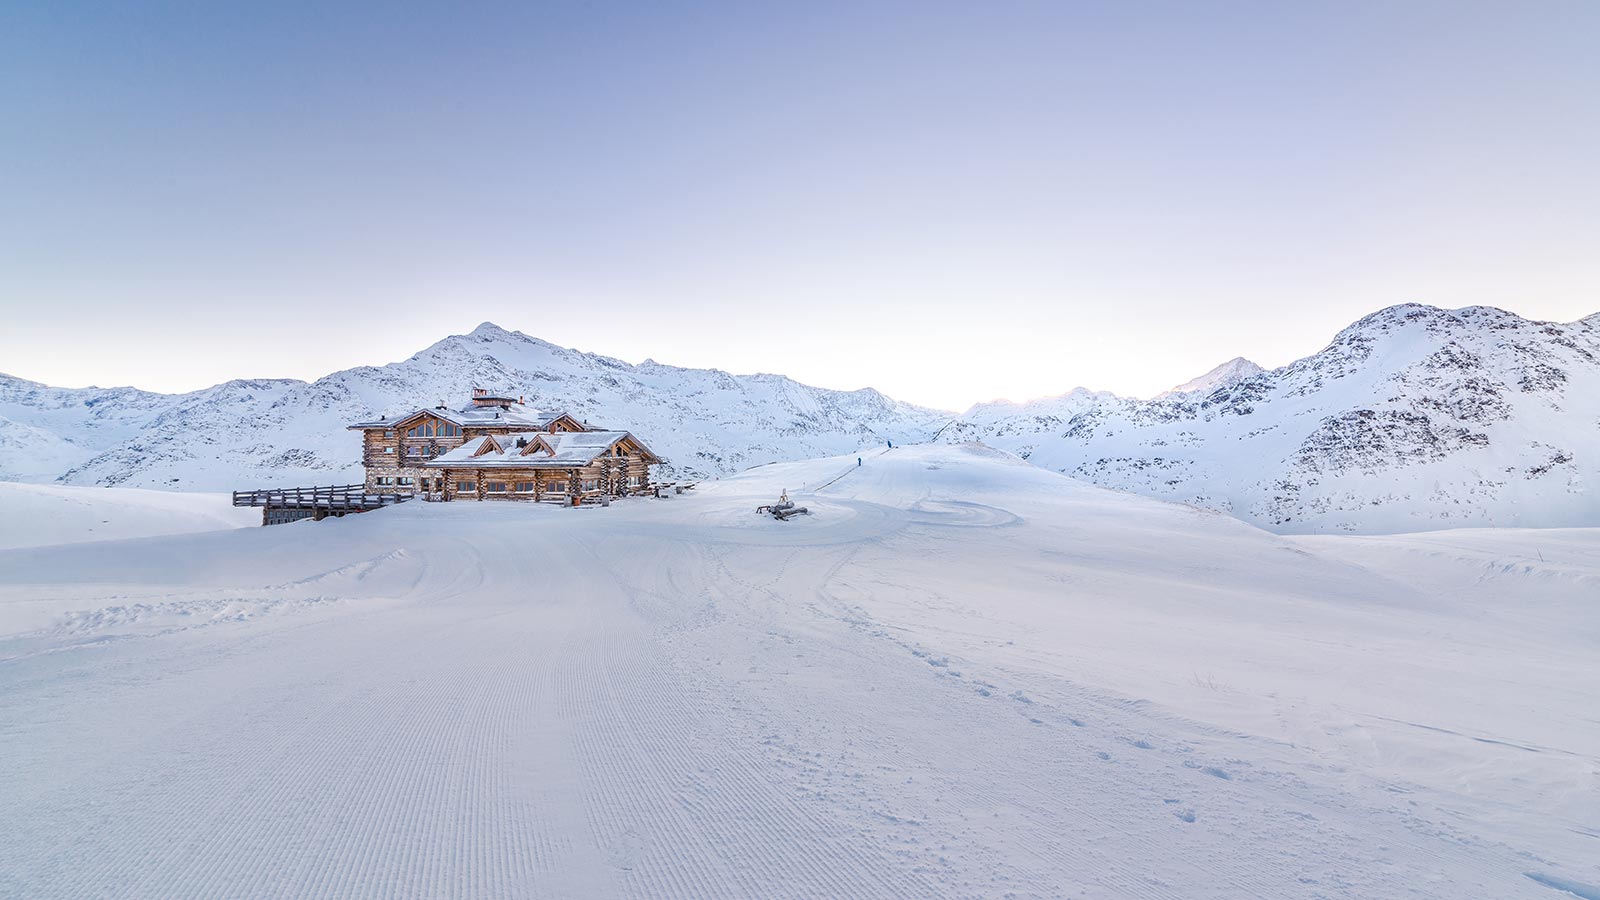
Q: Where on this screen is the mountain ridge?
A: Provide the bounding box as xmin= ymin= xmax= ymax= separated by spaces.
xmin=938 ymin=303 xmax=1600 ymax=533
xmin=4 ymin=303 xmax=1597 ymax=534
xmin=0 ymin=324 xmax=950 ymax=490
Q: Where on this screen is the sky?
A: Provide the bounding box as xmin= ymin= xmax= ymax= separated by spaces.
xmin=2 ymin=1 xmax=1597 ymax=410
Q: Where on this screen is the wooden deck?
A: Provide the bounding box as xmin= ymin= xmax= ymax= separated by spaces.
xmin=232 ymin=484 xmax=410 ymax=525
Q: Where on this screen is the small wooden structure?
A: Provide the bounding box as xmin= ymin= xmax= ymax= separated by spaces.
xmin=233 ymin=484 xmax=409 ymax=526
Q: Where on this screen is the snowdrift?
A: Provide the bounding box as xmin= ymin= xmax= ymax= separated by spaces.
xmin=0 ymin=482 xmax=257 ymax=550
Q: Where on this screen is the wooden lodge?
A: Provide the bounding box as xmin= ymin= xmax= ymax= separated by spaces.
xmin=346 ymin=389 xmax=661 ymax=504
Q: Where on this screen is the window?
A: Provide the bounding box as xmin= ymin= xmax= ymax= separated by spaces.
xmin=515 ymin=481 xmax=537 ymax=493
xmin=406 ymin=446 xmax=422 ymax=457
xmin=545 ymin=480 xmax=566 ymax=493
xmin=376 ymin=476 xmax=394 ymax=486
xmin=582 ymin=479 xmax=598 ymax=493
xmin=384 ymin=447 xmax=395 ymax=454
xmin=485 ymin=481 xmax=507 ymax=493
xmin=402 ymin=420 xmax=459 ymax=439
xmin=627 ymin=475 xmax=641 ymax=486
xmin=382 ymin=430 xmax=393 ymax=438
xmin=398 ymin=477 xmax=414 ymax=486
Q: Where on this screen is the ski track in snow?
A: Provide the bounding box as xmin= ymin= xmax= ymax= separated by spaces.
xmin=1 ymin=444 xmax=1596 ymax=899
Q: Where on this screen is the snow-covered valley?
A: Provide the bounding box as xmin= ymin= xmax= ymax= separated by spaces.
xmin=3 ymin=444 xmax=1595 ymax=899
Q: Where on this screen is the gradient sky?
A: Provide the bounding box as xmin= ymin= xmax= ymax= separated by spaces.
xmin=3 ymin=1 xmax=1597 ymax=410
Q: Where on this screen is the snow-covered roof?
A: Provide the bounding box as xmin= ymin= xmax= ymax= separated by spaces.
xmin=543 ymin=430 xmax=641 ymax=462
xmin=348 ymin=403 xmax=574 ymax=431
xmin=346 ymin=412 xmax=412 ymax=429
xmin=422 ymin=430 xmax=655 ymax=469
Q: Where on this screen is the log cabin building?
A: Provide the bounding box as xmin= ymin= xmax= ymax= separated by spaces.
xmin=348 ymin=389 xmax=660 ymax=503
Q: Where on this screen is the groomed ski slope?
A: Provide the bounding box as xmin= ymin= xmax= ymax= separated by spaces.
xmin=1 ymin=444 xmax=1595 ymax=899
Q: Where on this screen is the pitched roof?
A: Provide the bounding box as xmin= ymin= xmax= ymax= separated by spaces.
xmin=422 ymin=430 xmax=656 ymax=469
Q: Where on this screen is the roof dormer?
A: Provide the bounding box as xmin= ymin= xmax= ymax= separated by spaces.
xmin=517 ymin=434 xmax=556 ymax=457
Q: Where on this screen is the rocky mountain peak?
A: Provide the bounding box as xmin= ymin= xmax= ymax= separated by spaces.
xmin=1156 ymin=357 xmax=1266 ymax=399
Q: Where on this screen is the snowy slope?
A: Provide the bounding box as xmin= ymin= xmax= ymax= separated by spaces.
xmin=0 ymin=414 xmax=95 ymax=482
xmin=1 ymin=444 xmax=1593 ymax=898
xmin=0 ymin=378 xmax=177 ymax=481
xmin=0 ymin=483 xmax=258 ymax=551
xmin=941 ymin=304 xmax=1600 ymax=533
xmin=0 ymin=324 xmax=949 ymax=490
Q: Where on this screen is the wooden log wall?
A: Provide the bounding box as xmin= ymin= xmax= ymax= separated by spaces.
xmin=359 ymin=420 xmax=658 ymax=505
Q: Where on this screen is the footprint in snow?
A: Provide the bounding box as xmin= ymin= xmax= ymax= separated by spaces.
xmin=1184 ymin=760 xmax=1233 ymax=780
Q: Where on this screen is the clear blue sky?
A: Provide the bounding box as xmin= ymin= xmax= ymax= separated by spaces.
xmin=2 ymin=1 xmax=1597 ymax=409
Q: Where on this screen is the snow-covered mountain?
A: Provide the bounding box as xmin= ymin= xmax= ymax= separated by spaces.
xmin=1155 ymin=356 xmax=1264 ymax=399
xmin=0 ymin=323 xmax=950 ymax=490
xmin=940 ymin=304 xmax=1600 ymax=533
xmin=8 ymin=305 xmax=1598 ymax=533
xmin=933 ymin=387 xmax=1116 ymax=447
xmin=931 ymin=361 xmax=1264 ymax=450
